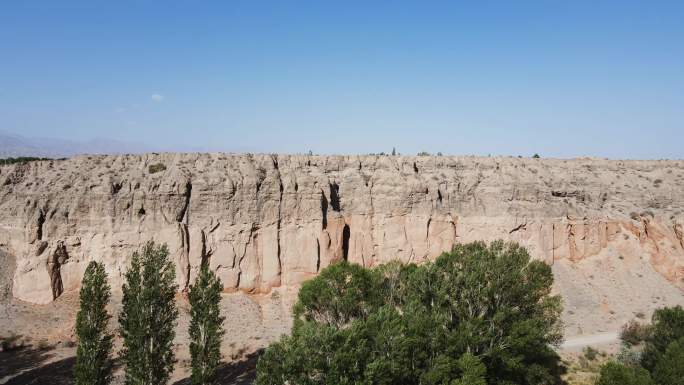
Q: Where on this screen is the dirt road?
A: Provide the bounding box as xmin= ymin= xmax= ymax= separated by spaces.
xmin=560 ymin=332 xmax=620 ymax=351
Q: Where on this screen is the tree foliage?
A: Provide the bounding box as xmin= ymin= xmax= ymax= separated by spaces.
xmin=119 ymin=241 xmax=179 ymax=385
xmin=0 ymin=156 xmax=54 ymax=166
xmin=641 ymin=305 xmax=684 ymax=372
xmin=188 ymin=263 xmax=225 ymax=385
xmin=256 ymin=241 xmax=564 ymax=385
xmin=74 ymin=261 xmax=113 ymax=385
xmin=651 ymin=337 xmax=684 ymax=385
xmin=596 ymin=362 xmax=653 ymax=385
xmin=620 ymin=320 xmax=652 ymax=347
xmin=598 ymin=305 xmax=684 ymax=385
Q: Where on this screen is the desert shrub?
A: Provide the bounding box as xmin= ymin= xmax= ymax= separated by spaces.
xmin=256 ymin=241 xmax=564 ymax=385
xmin=36 ymin=339 xmax=51 ymax=350
xmin=0 ymin=333 xmax=25 ymax=351
xmin=532 ymin=153 xmax=541 ymax=158
xmin=0 ymin=157 xmax=52 ymax=166
xmin=583 ymin=346 xmax=599 ymax=361
xmin=148 ymin=163 xmax=167 ymax=174
xmin=621 ymin=320 xmax=652 ymax=346
xmin=617 ymin=346 xmax=642 ymax=367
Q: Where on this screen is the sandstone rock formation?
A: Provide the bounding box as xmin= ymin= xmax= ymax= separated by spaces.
xmin=1 ymin=154 xmax=683 ymax=334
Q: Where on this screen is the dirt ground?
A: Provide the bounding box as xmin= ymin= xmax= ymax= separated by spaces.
xmin=1 ymin=245 xmax=681 ymax=384
xmin=0 ymin=287 xmax=296 ymax=385
xmin=0 ymin=287 xmax=620 ymax=385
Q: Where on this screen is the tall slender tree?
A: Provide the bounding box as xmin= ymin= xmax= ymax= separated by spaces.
xmin=119 ymin=241 xmax=179 ymax=385
xmin=74 ymin=261 xmax=114 ymax=385
xmin=188 ymin=263 xmax=225 ymax=385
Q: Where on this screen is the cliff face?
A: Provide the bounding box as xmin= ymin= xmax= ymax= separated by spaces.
xmin=1 ymin=154 xmax=683 ymax=323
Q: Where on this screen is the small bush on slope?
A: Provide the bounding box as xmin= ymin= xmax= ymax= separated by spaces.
xmin=148 ymin=163 xmax=167 ymax=174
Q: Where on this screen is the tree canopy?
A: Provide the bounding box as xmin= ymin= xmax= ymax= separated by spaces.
xmin=256 ymin=241 xmax=564 ymax=385
xmin=597 ymin=305 xmax=684 ymax=385
xmin=119 ymin=241 xmax=179 ymax=385
xmin=74 ymin=261 xmax=113 ymax=385
xmin=188 ymin=262 xmax=225 ymax=385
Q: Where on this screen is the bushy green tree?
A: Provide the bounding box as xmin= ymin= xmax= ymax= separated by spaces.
xmin=641 ymin=305 xmax=684 ymax=372
xmin=256 ymin=241 xmax=564 ymax=385
xmin=188 ymin=263 xmax=225 ymax=385
xmin=602 ymin=305 xmax=684 ymax=384
xmin=293 ymin=261 xmax=381 ymax=328
xmin=596 ymin=362 xmax=653 ymax=385
xmin=652 ymin=337 xmax=684 ymax=385
xmin=74 ymin=261 xmax=113 ymax=385
xmin=119 ymin=241 xmax=179 ymax=385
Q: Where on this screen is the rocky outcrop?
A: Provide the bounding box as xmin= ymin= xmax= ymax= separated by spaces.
xmin=0 ymin=154 xmax=683 ymax=310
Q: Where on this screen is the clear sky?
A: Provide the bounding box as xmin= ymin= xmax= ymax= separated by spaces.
xmin=1 ymin=1 xmax=682 ymax=158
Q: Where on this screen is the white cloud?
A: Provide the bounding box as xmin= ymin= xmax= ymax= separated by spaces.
xmin=151 ymin=93 xmax=164 ymax=102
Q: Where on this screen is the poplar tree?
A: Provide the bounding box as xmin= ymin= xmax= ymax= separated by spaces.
xmin=119 ymin=241 xmax=179 ymax=385
xmin=74 ymin=261 xmax=113 ymax=385
xmin=188 ymin=263 xmax=225 ymax=385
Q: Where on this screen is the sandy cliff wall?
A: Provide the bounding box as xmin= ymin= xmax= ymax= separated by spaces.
xmin=1 ymin=154 xmax=683 ymax=327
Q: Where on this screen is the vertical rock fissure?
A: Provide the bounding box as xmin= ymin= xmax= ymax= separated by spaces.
xmin=200 ymin=229 xmax=212 ymax=266
xmin=236 ymin=225 xmax=257 ymax=290
xmin=48 ymin=241 xmax=68 ymax=300
xmin=552 ymin=223 xmax=555 ymax=264
xmin=321 ymin=191 xmax=328 ymax=230
xmin=316 ymin=238 xmax=321 ymax=273
xmin=180 ymin=181 xmax=192 ymax=290
xmin=329 ymin=182 xmax=341 ymax=212
xmin=368 ymin=180 xmax=376 ymax=262
xmin=235 ymin=271 xmax=241 ymax=289
xmin=178 ymin=181 xmax=193 ymax=223
xmin=36 ymin=208 xmax=45 ymax=241
xmin=275 ymin=160 xmax=283 ymax=282
xmin=180 ymin=223 xmax=190 ymax=290
xmin=342 ymin=224 xmax=350 ymax=261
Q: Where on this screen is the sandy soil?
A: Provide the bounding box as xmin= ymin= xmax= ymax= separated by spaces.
xmin=0 ymin=287 xmax=296 ymax=385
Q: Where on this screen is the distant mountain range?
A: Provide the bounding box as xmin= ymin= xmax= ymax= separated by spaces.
xmin=0 ymin=132 xmax=150 ymax=158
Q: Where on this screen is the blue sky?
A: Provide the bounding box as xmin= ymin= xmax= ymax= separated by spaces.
xmin=1 ymin=1 xmax=682 ymax=158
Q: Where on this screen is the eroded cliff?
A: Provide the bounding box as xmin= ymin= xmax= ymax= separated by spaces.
xmin=1 ymin=154 xmax=683 ymax=333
